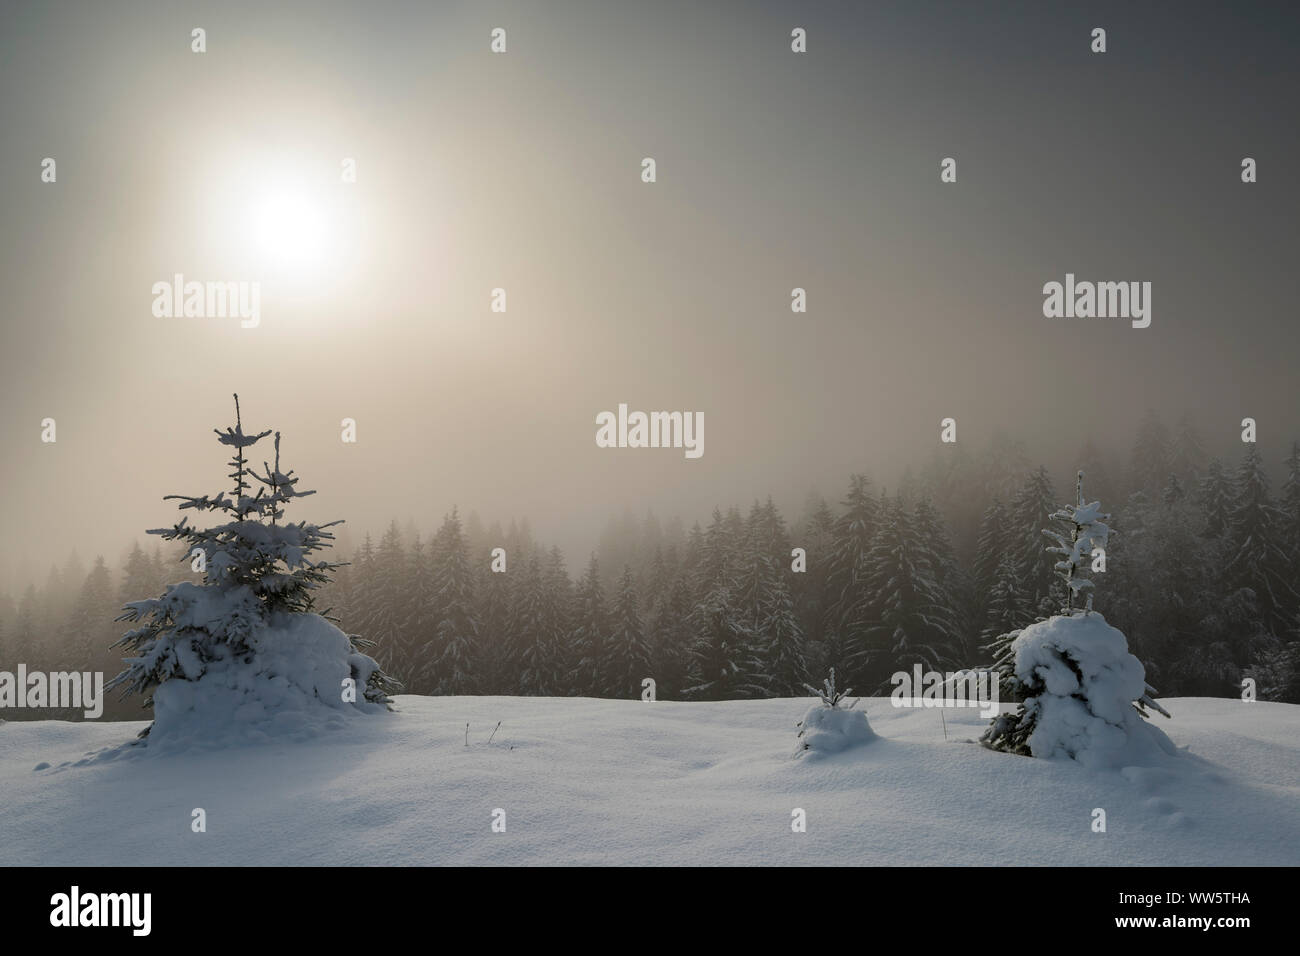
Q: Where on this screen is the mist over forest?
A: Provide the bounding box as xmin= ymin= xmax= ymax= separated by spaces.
xmin=6 ymin=406 xmax=1298 ymax=719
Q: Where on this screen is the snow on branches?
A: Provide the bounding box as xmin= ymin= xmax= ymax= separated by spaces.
xmin=1043 ymin=470 xmax=1110 ymax=614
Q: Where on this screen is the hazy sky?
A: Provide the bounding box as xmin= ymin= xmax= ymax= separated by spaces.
xmin=2 ymin=0 xmax=1298 ymax=591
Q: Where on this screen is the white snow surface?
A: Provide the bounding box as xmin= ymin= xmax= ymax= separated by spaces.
xmin=1012 ymin=612 xmax=1177 ymax=769
xmin=2 ymin=695 xmax=1296 ymax=866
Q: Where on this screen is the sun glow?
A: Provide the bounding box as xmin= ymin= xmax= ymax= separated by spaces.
xmin=248 ymin=181 xmax=332 ymax=273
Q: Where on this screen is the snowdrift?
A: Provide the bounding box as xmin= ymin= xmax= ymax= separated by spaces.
xmin=141 ymin=613 xmax=389 ymax=753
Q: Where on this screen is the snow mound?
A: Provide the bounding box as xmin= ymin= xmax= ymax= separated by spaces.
xmin=797 ymin=704 xmax=876 ymax=756
xmin=1012 ymin=612 xmax=1176 ymax=769
xmin=144 ymin=612 xmax=389 ymax=753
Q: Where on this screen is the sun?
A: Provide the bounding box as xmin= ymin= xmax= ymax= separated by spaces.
xmin=248 ymin=182 xmax=331 ymax=272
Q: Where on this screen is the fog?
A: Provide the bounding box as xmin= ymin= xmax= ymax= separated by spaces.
xmin=2 ymin=0 xmax=1297 ymax=593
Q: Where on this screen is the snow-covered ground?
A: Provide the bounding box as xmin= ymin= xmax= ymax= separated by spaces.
xmin=1 ymin=696 xmax=1296 ymax=866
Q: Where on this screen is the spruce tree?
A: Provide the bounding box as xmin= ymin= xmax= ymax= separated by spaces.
xmin=1130 ymin=413 xmax=1172 ymax=495
xmin=649 ymin=571 xmax=691 ymax=699
xmin=822 ymin=475 xmax=879 ymax=685
xmin=571 ymin=555 xmax=611 ymax=696
xmin=368 ymin=521 xmax=407 ymax=675
xmin=1009 ymin=467 xmax=1060 ymax=619
xmin=863 ymin=496 xmax=955 ymax=691
xmin=420 ymin=508 xmax=480 ymax=695
xmin=983 ymin=472 xmax=1170 ymax=761
xmin=981 ymin=551 xmax=1028 ymax=646
xmin=474 ymin=552 xmax=513 ymax=694
xmin=611 ymin=564 xmax=653 ymax=699
xmin=110 ymin=395 xmax=398 ymax=734
xmin=1197 ymin=458 xmax=1233 ymax=539
xmin=1226 ymin=445 xmax=1298 ymax=634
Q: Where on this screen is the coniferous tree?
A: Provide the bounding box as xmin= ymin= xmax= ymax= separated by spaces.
xmin=1161 ymin=473 xmax=1185 ymax=506
xmin=983 ymin=472 xmax=1169 ymax=758
xmin=1009 ymin=467 xmax=1060 ymax=619
xmin=610 ymin=564 xmax=653 ymax=699
xmin=822 ymin=475 xmax=879 ymax=686
xmin=571 ymin=555 xmax=611 ymax=696
xmin=1170 ymin=414 xmax=1208 ymax=482
xmin=1130 ymin=413 xmax=1172 ymax=496
xmin=401 ymin=534 xmax=435 ymax=692
xmin=1197 ymin=458 xmax=1233 ymax=539
xmin=516 ymin=549 xmax=570 ymax=695
xmin=420 ymin=508 xmax=480 ymax=695
xmin=972 ymin=499 xmax=1009 ymax=611
xmin=981 ymin=551 xmax=1029 ymax=647
xmin=110 ymin=396 xmax=398 ymax=732
xmin=1281 ymin=443 xmax=1300 ymax=581
xmin=734 ymin=500 xmax=804 ymax=697
xmin=475 ymin=554 xmax=513 ymax=694
xmin=913 ymin=496 xmax=968 ymax=661
xmin=649 ymin=570 xmax=691 ymax=699
xmin=863 ymin=496 xmax=955 ymax=691
xmin=1225 ymin=445 xmax=1298 ymax=635
xmin=367 ymin=521 xmax=407 ymax=675
xmin=11 ymin=585 xmax=37 ymax=667
xmin=794 ymin=497 xmax=836 ymax=679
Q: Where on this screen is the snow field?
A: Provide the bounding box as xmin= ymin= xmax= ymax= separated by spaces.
xmin=1 ymin=695 xmax=1296 ymax=866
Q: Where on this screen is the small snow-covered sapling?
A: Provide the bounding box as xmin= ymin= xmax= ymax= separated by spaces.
xmin=801 ymin=667 xmax=858 ymax=710
xmin=795 ymin=668 xmax=867 ymax=755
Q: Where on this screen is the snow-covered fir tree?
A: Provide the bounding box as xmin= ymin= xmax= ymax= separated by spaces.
xmin=972 ymin=498 xmax=1009 ymax=618
xmin=649 ymin=569 xmax=691 ymax=699
xmin=982 ymin=472 xmax=1172 ymax=766
xmin=1161 ymin=473 xmax=1185 ymax=507
xmin=822 ymin=475 xmax=879 ymax=685
xmin=1129 ymin=413 xmax=1173 ymax=495
xmin=610 ymin=564 xmax=652 ymax=699
xmin=110 ymin=396 xmax=398 ymax=741
xmin=571 ymin=555 xmax=612 ymax=696
xmin=912 ymin=496 xmax=969 ymax=660
xmin=794 ymin=496 xmax=836 ymax=677
xmin=1280 ymin=443 xmax=1300 ymax=582
xmin=795 ymin=668 xmax=875 ymax=756
xmin=1009 ymin=467 xmax=1061 ymax=620
xmin=367 ymin=521 xmax=407 ymax=675
xmin=1170 ymin=414 xmax=1208 ymax=481
xmin=474 ymin=550 xmax=513 ymax=694
xmin=400 ymin=534 xmax=435 ymax=692
xmin=419 ymin=508 xmax=480 ymax=695
xmin=863 ymin=495 xmax=956 ymax=691
xmin=1197 ymin=458 xmax=1233 ymax=539
xmin=515 ymin=548 xmax=571 ymax=696
xmin=734 ymin=500 xmax=802 ymax=697
xmin=1226 ymin=445 xmax=1298 ymax=634
xmin=981 ymin=550 xmax=1028 ymax=646
xmin=686 ymin=590 xmax=766 ymax=700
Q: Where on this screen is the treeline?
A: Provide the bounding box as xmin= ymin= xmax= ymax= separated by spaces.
xmin=0 ymin=543 xmax=175 ymax=720
xmin=315 ymin=418 xmax=1300 ymax=704
xmin=3 ymin=414 xmax=1300 ymax=718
